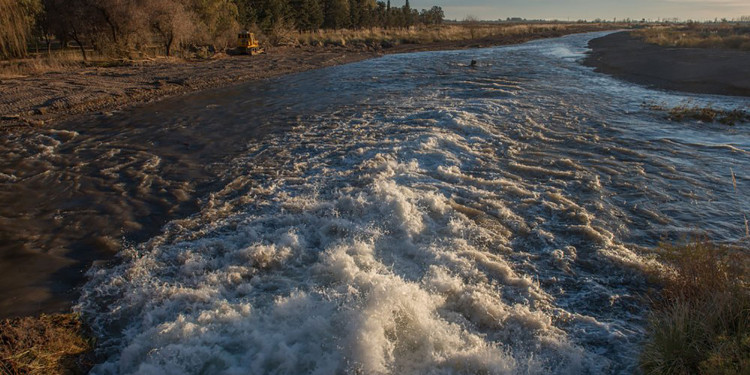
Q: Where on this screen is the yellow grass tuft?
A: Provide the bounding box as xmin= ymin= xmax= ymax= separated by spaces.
xmin=641 ymin=240 xmax=750 ymax=374
xmin=0 ymin=313 xmax=94 ymax=375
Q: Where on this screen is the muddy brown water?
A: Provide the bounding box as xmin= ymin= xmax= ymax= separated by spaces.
xmin=0 ymin=74 xmax=336 ymax=317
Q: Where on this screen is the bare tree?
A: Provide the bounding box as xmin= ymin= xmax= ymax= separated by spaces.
xmin=45 ymin=0 xmax=94 ymax=60
xmin=81 ymin=0 xmax=143 ymax=56
xmin=147 ymin=0 xmax=195 ymax=56
xmin=464 ymin=14 xmax=480 ymax=39
xmin=189 ymin=0 xmax=240 ymax=51
xmin=34 ymin=1 xmax=53 ymax=55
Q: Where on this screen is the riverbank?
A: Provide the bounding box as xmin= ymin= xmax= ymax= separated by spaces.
xmin=584 ymin=31 xmax=750 ymax=97
xmin=0 ymin=24 xmax=616 ymax=131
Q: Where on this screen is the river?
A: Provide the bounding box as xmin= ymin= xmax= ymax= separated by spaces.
xmin=2 ymin=31 xmax=749 ymax=373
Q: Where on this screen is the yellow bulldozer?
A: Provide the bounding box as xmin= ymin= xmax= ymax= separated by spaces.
xmin=237 ymin=31 xmax=264 ymax=55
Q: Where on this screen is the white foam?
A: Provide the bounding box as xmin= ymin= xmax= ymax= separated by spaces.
xmin=79 ymin=104 xmax=649 ymax=374
xmin=79 ymin=33 xmax=711 ymax=375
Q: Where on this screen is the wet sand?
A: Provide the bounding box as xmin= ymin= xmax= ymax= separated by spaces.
xmin=584 ymin=31 xmax=750 ymax=97
xmin=0 ymin=48 xmax=376 ymax=130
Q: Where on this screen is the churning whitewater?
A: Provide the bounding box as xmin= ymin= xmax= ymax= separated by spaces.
xmin=77 ymin=32 xmax=750 ymax=374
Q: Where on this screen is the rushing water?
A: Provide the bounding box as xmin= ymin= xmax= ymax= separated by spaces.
xmin=0 ymin=76 xmax=313 ymax=316
xmin=4 ymin=31 xmax=750 ymax=373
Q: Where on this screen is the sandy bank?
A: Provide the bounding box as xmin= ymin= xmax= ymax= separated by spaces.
xmin=0 ymin=48 xmax=375 ymax=130
xmin=0 ymin=25 xmax=614 ymax=131
xmin=584 ymin=31 xmax=750 ymax=97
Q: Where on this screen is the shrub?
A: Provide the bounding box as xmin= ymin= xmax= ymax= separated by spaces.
xmin=641 ymin=241 xmax=750 ymax=375
xmin=666 ymin=106 xmax=749 ymax=126
xmin=0 ymin=313 xmax=94 ymax=375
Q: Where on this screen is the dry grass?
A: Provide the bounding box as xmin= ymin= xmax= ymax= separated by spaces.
xmin=646 ymin=103 xmax=750 ymax=126
xmin=635 ymin=25 xmax=750 ymax=51
xmin=641 ymin=240 xmax=750 ymax=375
xmin=0 ymin=314 xmax=94 ymax=375
xmin=0 ymin=48 xmax=179 ymax=78
xmin=293 ymin=23 xmax=612 ymax=48
xmin=0 ymin=55 xmax=81 ymax=78
xmin=667 ymin=106 xmax=750 ymax=126
xmin=0 ymin=47 xmax=115 ymax=78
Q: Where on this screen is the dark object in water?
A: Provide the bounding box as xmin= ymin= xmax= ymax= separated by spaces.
xmin=470 ymin=60 xmax=477 ymax=67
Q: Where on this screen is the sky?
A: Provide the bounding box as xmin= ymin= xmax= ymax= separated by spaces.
xmin=407 ymin=0 xmax=750 ymax=21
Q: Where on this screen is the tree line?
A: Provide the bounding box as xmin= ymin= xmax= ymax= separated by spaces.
xmin=0 ymin=0 xmax=444 ymax=60
xmin=240 ymin=0 xmax=444 ymax=32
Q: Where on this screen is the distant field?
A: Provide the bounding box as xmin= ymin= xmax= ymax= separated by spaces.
xmin=634 ymin=24 xmax=750 ymax=50
xmin=291 ymin=23 xmax=619 ymax=48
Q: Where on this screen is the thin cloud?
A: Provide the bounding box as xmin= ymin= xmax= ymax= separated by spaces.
xmin=410 ymin=0 xmax=750 ymax=20
xmin=663 ymin=0 xmax=748 ymax=5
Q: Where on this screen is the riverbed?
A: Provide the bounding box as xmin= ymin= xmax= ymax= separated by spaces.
xmin=2 ymin=31 xmax=749 ymax=373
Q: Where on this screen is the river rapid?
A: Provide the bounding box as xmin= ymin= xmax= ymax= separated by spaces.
xmin=3 ymin=31 xmax=750 ymax=373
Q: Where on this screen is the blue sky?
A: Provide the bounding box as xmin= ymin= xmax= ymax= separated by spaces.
xmin=406 ymin=0 xmax=750 ymax=21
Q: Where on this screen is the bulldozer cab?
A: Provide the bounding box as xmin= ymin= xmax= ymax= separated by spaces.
xmin=237 ymin=31 xmax=263 ymax=54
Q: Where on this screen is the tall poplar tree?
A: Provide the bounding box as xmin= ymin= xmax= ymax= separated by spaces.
xmin=323 ymin=0 xmax=349 ymax=29
xmin=292 ymin=0 xmax=323 ymax=31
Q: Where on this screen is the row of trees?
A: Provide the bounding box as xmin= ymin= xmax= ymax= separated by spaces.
xmin=237 ymin=0 xmax=444 ymax=32
xmin=0 ymin=0 xmax=444 ymax=60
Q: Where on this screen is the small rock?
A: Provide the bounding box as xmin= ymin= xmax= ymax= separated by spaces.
xmin=25 ymin=119 xmax=45 ymax=127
